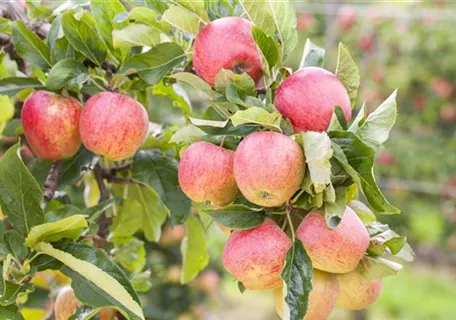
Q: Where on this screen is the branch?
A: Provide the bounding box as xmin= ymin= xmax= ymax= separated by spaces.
xmin=93 ymin=164 xmax=111 ymax=241
xmin=42 ymin=160 xmax=63 ymax=207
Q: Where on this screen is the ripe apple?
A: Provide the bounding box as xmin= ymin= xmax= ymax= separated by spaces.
xmin=178 ymin=141 xmax=238 ymax=207
xmin=377 ymin=149 xmax=395 ymax=166
xmin=338 ymin=6 xmax=357 ymax=31
xmin=431 ymin=77 xmax=453 ymax=98
xmin=358 ymin=34 xmax=375 ymax=52
xmin=193 ymin=17 xmax=263 ymax=87
xmin=274 ymin=269 xmax=339 ymax=320
xmin=80 ymin=92 xmax=149 ymax=161
xmin=222 ymin=218 xmax=292 ymax=291
xmin=22 ymin=90 xmax=82 ymax=160
xmin=159 ymin=225 xmax=186 ymax=247
xmin=440 ymin=103 xmax=456 ymax=121
xmin=336 ymin=270 xmax=383 ymax=310
xmin=274 ymin=67 xmax=352 ymax=132
xmin=297 ymin=13 xmax=316 ymax=32
xmin=296 ymin=207 xmax=370 ymax=273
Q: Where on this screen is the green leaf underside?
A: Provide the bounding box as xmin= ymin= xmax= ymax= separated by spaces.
xmin=300 ymin=39 xmax=325 ymax=69
xmin=357 ymin=256 xmax=403 ymax=279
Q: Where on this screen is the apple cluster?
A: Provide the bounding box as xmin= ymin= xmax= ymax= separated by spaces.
xmin=178 ymin=17 xmax=382 ymax=319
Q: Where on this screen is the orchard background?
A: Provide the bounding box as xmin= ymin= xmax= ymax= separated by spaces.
xmin=0 ymin=1 xmax=454 ymax=320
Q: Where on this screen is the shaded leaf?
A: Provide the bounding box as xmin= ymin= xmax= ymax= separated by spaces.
xmin=46 ymin=59 xmax=87 ymax=91
xmin=299 ymin=39 xmax=325 ymax=69
xmin=0 ymin=78 xmax=43 ymax=97
xmin=205 ymin=204 xmax=265 ymax=230
xmin=12 ymin=21 xmax=51 ymax=70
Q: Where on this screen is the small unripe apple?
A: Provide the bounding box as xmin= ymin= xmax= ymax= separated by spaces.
xmin=22 ymin=90 xmax=82 ymax=160
xmin=80 ymin=92 xmax=149 ymax=161
xmin=178 ymin=141 xmax=238 ymax=207
xmin=222 ymin=218 xmax=292 ymax=291
xmin=234 ymin=131 xmax=305 ymax=207
xmin=297 ymin=207 xmax=369 ymax=273
xmin=336 ymin=270 xmax=383 ymax=310
xmin=274 ymin=269 xmax=339 ymax=320
xmin=274 ymin=67 xmax=352 ymax=132
xmin=193 ymin=17 xmax=263 ymax=87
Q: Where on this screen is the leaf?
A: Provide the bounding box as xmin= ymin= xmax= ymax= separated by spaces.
xmin=90 ymin=0 xmax=126 ymax=49
xmin=281 ymin=240 xmax=313 ymax=320
xmin=112 ymin=183 xmax=169 ymax=242
xmin=215 ymin=68 xmax=256 ymax=96
xmin=120 ymin=43 xmax=186 ymax=85
xmin=267 ymin=0 xmax=298 ymax=59
xmin=169 ymin=72 xmax=219 ymax=99
xmin=25 ymin=215 xmax=88 ymax=247
xmin=324 ymin=187 xmax=346 ymax=228
xmin=302 ymin=132 xmax=333 ymax=193
xmin=0 ymin=96 xmax=14 ymax=138
xmin=112 ymin=24 xmax=161 ymax=49
xmin=357 ymin=256 xmax=403 ymax=280
xmin=252 ymin=26 xmax=280 ymax=68
xmin=230 ymin=107 xmax=282 ymax=132
xmin=46 ymin=59 xmax=87 ymax=91
xmin=180 ymin=216 xmax=209 ymax=284
xmin=112 ymin=237 xmax=146 ymax=273
xmin=58 ymin=147 xmax=95 ymax=189
xmin=335 ymin=43 xmax=360 ymax=107
xmin=115 ymin=7 xmax=161 ymax=27
xmin=0 ymin=144 xmax=44 ymax=236
xmin=189 ymin=117 xmax=228 ymax=128
xmin=0 ymin=277 xmax=33 ymax=307
xmin=36 ymin=242 xmax=144 ymax=320
xmin=299 ymin=39 xmax=325 ymax=69
xmin=152 ymin=82 xmax=192 ymax=116
xmin=348 ymin=103 xmax=366 ymax=133
xmin=356 ymin=91 xmax=398 ymax=150
xmin=330 ymin=132 xmax=400 ymax=215
xmin=0 ymin=304 xmax=24 ymax=320
xmin=132 ymin=150 xmax=191 ymax=226
xmin=240 ymin=0 xmax=276 ymax=35
xmin=349 ymin=200 xmax=376 ymax=223
xmin=0 ymin=78 xmax=43 ymax=97
xmin=162 ymin=5 xmax=201 ymax=35
xmin=205 ymin=205 xmax=265 ymax=230
xmin=61 ymin=11 xmax=107 ymax=66
xmin=177 ymin=0 xmax=209 ymax=23
xmin=12 ymin=21 xmax=51 ymax=70
xmin=170 ymin=124 xmax=207 ymax=144
xmin=4 ymin=230 xmax=28 ymax=262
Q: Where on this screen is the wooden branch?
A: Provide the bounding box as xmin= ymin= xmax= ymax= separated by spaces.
xmin=93 ymin=164 xmax=111 ymax=241
xmin=42 ymin=160 xmax=63 ymax=207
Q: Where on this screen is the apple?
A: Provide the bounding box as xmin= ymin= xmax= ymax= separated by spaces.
xmin=80 ymin=92 xmax=149 ymax=161
xmin=338 ymin=6 xmax=357 ymax=31
xmin=274 ymin=269 xmax=339 ymax=320
xmin=377 ymin=149 xmax=395 ymax=166
xmin=274 ymin=67 xmax=352 ymax=132
xmin=297 ymin=207 xmax=370 ymax=273
xmin=159 ymin=225 xmax=186 ymax=247
xmin=297 ymin=13 xmax=316 ymax=32
xmin=358 ymin=34 xmax=375 ymax=52
xmin=178 ymin=141 xmax=238 ymax=207
xmin=336 ymin=270 xmax=383 ymax=310
xmin=222 ymin=218 xmax=292 ymax=291
xmin=193 ymin=17 xmax=263 ymax=87
xmin=431 ymin=77 xmax=453 ymax=98
xmin=234 ymin=131 xmax=305 ymax=207
xmin=440 ymin=103 xmax=456 ymax=121
xmin=194 ymin=270 xmax=221 ymax=294
xmin=22 ymin=90 xmax=82 ymax=160
xmin=413 ymin=95 xmax=427 ymax=111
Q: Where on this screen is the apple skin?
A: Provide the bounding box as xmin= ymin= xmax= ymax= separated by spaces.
xmin=234 ymin=131 xmax=305 ymax=207
xmin=274 ymin=67 xmax=352 ymax=132
xmin=336 ymin=270 xmax=383 ymax=310
xmin=80 ymin=92 xmax=149 ymax=161
xmin=22 ymin=90 xmax=82 ymax=160
xmin=222 ymin=218 xmax=292 ymax=291
xmin=274 ymin=269 xmax=339 ymax=320
xmin=178 ymin=141 xmax=238 ymax=207
xmin=296 ymin=207 xmax=369 ymax=273
xmin=193 ymin=17 xmax=263 ymax=87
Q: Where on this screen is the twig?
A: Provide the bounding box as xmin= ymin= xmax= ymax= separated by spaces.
xmin=93 ymin=164 xmax=111 ymax=240
xmin=42 ymin=160 xmax=63 ymax=207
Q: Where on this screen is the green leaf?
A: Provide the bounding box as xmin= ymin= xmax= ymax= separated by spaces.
xmin=4 ymin=230 xmax=28 ymax=262
xmin=152 ymin=82 xmax=192 ymax=116
xmin=112 ymin=183 xmax=169 ymax=242
xmin=205 ymin=205 xmax=265 ymax=230
xmin=0 ymin=18 xmax=11 ymax=34
xmin=46 ymin=59 xmax=87 ymax=91
xmin=90 ymin=0 xmax=126 ymax=49
xmin=335 ymin=43 xmax=360 ymax=107
xmin=281 ymin=240 xmax=313 ymax=320
xmin=0 ymin=275 xmax=33 ymax=307
xmin=177 ymin=0 xmax=209 ymax=23
xmin=348 ymin=103 xmax=365 ymax=133
xmin=162 ymin=5 xmax=201 ymax=35
xmin=180 ymin=216 xmax=209 ymax=284
xmin=267 ymin=0 xmax=298 ymax=59
xmin=115 ymin=7 xmax=161 ymax=27
xmin=299 ymin=39 xmax=325 ymax=69
xmin=120 ymin=43 xmax=186 ymax=85
xmin=356 ymin=91 xmax=398 ymax=150
xmin=0 ymin=144 xmax=44 ymax=236
xmin=170 ymin=124 xmax=206 ymax=144
xmin=12 ymin=21 xmax=51 ymax=70
xmin=25 ymin=215 xmax=88 ymax=247
xmin=45 ymin=205 xmax=81 ymax=223
xmin=0 ymin=78 xmax=43 ymax=97
xmin=112 ymin=24 xmax=161 ymax=49
xmin=357 ymin=256 xmax=403 ymax=280
xmin=169 ymin=72 xmax=219 ymax=99
xmin=324 ymin=187 xmax=346 ymax=228
xmin=252 ymin=26 xmax=280 ymax=68
xmin=230 ymin=107 xmax=282 ymax=132
xmin=61 ymin=11 xmax=107 ymax=66
xmin=349 ymin=200 xmax=376 ymax=223
xmin=36 ymin=242 xmax=144 ymax=320
xmin=113 ymin=237 xmax=146 ymax=273
xmin=330 ymin=132 xmax=401 ymax=215
xmin=0 ymin=304 xmax=24 ymax=320
xmin=240 ymin=0 xmax=276 ymax=35
xmin=215 ymin=69 xmax=256 ymax=96
xmin=132 ymin=150 xmax=191 ymax=226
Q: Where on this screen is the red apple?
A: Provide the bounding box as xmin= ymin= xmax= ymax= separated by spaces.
xmin=297 ymin=207 xmax=369 ymax=273
xmin=234 ymin=131 xmax=305 ymax=207
xmin=338 ymin=6 xmax=357 ymax=31
xmin=431 ymin=77 xmax=453 ymax=98
xmin=297 ymin=13 xmax=316 ymax=32
xmin=178 ymin=141 xmax=238 ymax=207
xmin=413 ymin=95 xmax=427 ymax=111
xmin=440 ymin=103 xmax=456 ymax=121
xmin=22 ymin=91 xmax=82 ymax=160
xmin=222 ymin=218 xmax=292 ymax=291
xmin=358 ymin=34 xmax=375 ymax=52
xmin=80 ymin=92 xmax=149 ymax=161
xmin=377 ymin=149 xmax=395 ymax=166
xmin=193 ymin=17 xmax=263 ymax=87
xmin=274 ymin=67 xmax=352 ymax=132
xmin=336 ymin=270 xmax=383 ymax=310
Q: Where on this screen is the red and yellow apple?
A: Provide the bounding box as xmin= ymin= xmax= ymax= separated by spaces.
xmin=22 ymin=90 xmax=82 ymax=160
xmin=336 ymin=270 xmax=383 ymax=310
xmin=234 ymin=131 xmax=305 ymax=207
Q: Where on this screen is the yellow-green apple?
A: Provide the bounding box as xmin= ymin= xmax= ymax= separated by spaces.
xmin=274 ymin=269 xmax=339 ymax=320
xmin=80 ymin=92 xmax=149 ymax=161
xmin=193 ymin=17 xmax=263 ymax=87
xmin=336 ymin=270 xmax=383 ymax=310
xmin=274 ymin=67 xmax=352 ymax=132
xmin=297 ymin=207 xmax=369 ymax=273
xmin=178 ymin=141 xmax=238 ymax=207
xmin=222 ymin=218 xmax=291 ymax=291
xmin=21 ymin=90 xmax=82 ymax=160
xmin=234 ymin=131 xmax=305 ymax=207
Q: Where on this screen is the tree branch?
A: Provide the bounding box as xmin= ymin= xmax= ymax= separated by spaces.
xmin=93 ymin=164 xmax=111 ymax=241
xmin=42 ymin=160 xmax=63 ymax=207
